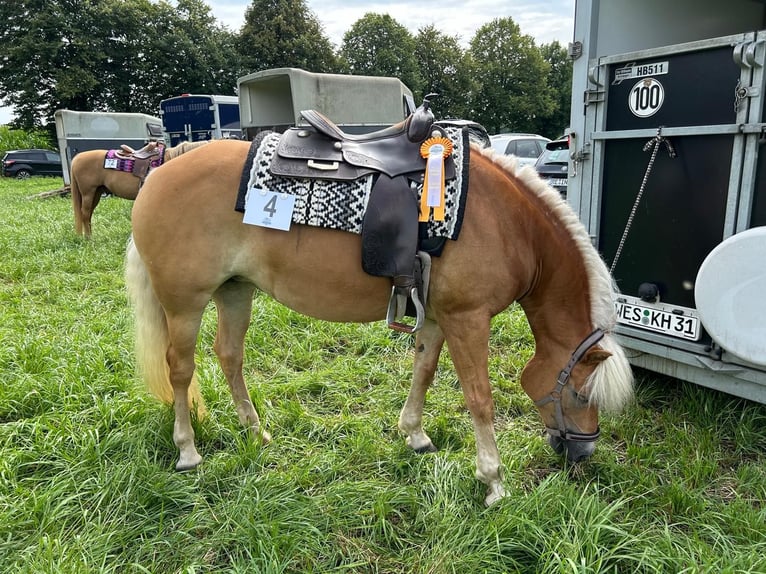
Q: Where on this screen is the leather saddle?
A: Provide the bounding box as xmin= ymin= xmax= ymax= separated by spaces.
xmin=114 ymin=141 xmax=164 ymax=182
xmin=269 ymin=96 xmax=454 ymax=333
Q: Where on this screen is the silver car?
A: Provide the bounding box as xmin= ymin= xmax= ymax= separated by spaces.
xmin=489 ymin=133 xmax=550 ymax=166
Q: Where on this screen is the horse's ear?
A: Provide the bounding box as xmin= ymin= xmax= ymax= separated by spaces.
xmin=582 ymin=348 xmax=612 ymax=366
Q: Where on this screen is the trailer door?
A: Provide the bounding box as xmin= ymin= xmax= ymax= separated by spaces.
xmin=573 ymin=31 xmax=766 ymax=400
xmin=160 ymin=95 xmax=215 ymax=146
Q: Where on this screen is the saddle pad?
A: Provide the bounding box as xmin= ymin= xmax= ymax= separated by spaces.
xmin=235 ymin=126 xmax=469 ymax=241
xmin=103 ymin=148 xmax=165 ymax=173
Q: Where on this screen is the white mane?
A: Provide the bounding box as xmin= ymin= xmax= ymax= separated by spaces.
xmin=476 ymin=145 xmax=634 ymax=412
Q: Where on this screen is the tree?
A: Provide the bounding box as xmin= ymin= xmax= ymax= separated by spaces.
xmin=467 ymin=18 xmax=554 ymax=135
xmin=0 ymin=0 xmax=240 ymax=129
xmin=537 ymin=41 xmax=573 ymax=138
xmin=339 ymin=13 xmax=422 ymax=97
xmin=143 ymin=0 xmax=241 ymax=100
xmin=413 ymin=26 xmax=475 ymax=120
xmin=238 ymin=0 xmax=338 ymax=75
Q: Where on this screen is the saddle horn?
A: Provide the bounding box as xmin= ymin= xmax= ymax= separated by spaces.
xmin=407 ymin=93 xmax=439 ymax=143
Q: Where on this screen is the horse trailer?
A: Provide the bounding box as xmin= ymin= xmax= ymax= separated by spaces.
xmin=54 ymin=110 xmax=163 ymax=186
xmin=237 ymin=67 xmax=416 ymax=139
xmin=159 ymin=94 xmax=241 ymax=146
xmin=568 ymin=0 xmax=766 ymax=402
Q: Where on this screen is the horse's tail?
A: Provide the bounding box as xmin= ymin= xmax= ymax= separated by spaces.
xmin=125 ymin=237 xmax=206 ymax=417
xmin=70 ymin=158 xmax=84 ymax=235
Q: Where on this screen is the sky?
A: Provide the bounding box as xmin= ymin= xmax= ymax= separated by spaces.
xmin=0 ymin=0 xmax=575 ymax=125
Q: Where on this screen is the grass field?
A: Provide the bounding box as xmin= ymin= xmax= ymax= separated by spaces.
xmin=1 ymin=177 xmax=765 ymax=573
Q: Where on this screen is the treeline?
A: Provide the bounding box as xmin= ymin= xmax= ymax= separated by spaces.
xmin=0 ymin=0 xmax=572 ymax=137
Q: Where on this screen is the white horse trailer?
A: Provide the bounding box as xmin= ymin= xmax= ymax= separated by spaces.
xmin=54 ymin=110 xmax=163 ymax=186
xmin=568 ymin=0 xmax=766 ymax=402
xmin=237 ymin=67 xmax=416 ymax=139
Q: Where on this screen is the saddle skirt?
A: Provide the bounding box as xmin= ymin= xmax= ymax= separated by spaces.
xmin=235 ymin=124 xmax=470 ymax=242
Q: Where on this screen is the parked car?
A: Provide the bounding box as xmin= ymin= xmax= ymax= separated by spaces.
xmin=1 ymin=149 xmax=63 ymax=179
xmin=489 ymin=133 xmax=550 ymax=166
xmin=534 ymin=137 xmax=569 ymax=197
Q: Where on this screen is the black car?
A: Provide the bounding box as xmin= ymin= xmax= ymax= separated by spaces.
xmin=534 ymin=137 xmax=569 ymax=197
xmin=1 ymin=149 xmax=63 ymax=179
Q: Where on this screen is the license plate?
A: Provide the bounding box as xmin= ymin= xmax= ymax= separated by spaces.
xmin=549 ymin=178 xmax=567 ymax=188
xmin=614 ymin=297 xmax=701 ymax=341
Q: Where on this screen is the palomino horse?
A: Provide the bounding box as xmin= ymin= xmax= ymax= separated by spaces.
xmin=70 ymin=140 xmax=208 ymax=237
xmin=126 ymin=138 xmax=634 ymax=506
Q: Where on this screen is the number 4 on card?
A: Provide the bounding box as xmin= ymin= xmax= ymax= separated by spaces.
xmin=243 ymin=188 xmax=296 ymax=231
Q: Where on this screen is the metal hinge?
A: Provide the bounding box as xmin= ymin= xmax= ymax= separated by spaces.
xmin=584 ymin=88 xmax=605 ymax=106
xmin=568 ymin=41 xmax=583 ymax=60
xmin=734 ymin=39 xmax=765 ymax=70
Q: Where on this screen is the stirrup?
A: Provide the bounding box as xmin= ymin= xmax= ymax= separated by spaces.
xmin=386 ymin=286 xmax=425 ymax=333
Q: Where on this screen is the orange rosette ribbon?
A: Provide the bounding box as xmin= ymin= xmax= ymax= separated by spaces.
xmin=419 ymin=137 xmax=453 ymax=222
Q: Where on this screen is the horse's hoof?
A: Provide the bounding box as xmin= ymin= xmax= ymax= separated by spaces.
xmin=483 ymin=484 xmax=506 ymax=507
xmin=414 ymin=443 xmax=438 ymax=454
xmin=259 ymin=429 xmax=272 ymax=445
xmin=175 ymin=453 xmax=203 ymax=471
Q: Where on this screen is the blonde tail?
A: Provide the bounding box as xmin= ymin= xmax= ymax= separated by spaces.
xmin=125 ymin=237 xmax=206 ymax=417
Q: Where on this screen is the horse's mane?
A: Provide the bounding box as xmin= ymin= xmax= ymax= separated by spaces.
xmin=475 ymin=145 xmax=634 ymax=411
xmin=165 ymin=140 xmax=210 ymax=161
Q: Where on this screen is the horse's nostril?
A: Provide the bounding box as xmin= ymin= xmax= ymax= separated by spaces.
xmin=566 ymin=441 xmax=596 ymax=462
xmin=547 ymin=435 xmax=596 ymax=462
xmin=547 ymin=434 xmax=566 ymax=455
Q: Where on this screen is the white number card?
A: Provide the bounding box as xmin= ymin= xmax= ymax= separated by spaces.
xmin=243 ymin=188 xmax=295 ymax=231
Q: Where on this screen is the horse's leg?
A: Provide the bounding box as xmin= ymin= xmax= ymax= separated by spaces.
xmin=70 ymin=176 xmax=85 ymax=236
xmin=441 ymin=314 xmax=505 ymax=506
xmin=212 ymin=281 xmax=271 ymax=444
xmin=165 ymin=310 xmax=205 ymax=470
xmin=398 ymin=318 xmax=444 ymax=453
xmin=79 ymin=188 xmax=101 ymax=238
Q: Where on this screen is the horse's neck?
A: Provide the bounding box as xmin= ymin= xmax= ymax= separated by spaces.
xmin=516 ymin=216 xmax=595 ymax=354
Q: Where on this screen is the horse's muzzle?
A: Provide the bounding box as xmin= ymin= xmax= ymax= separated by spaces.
xmin=548 ymin=434 xmax=597 ymax=462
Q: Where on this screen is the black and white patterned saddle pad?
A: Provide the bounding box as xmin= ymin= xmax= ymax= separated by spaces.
xmin=235 ymin=126 xmax=469 ymax=241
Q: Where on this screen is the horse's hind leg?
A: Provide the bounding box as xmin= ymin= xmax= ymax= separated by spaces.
xmin=80 ymin=190 xmax=101 ymax=238
xmin=398 ymin=319 xmax=444 ymax=453
xmin=165 ymin=310 xmax=206 ymax=470
xmin=212 ymin=281 xmax=270 ymax=444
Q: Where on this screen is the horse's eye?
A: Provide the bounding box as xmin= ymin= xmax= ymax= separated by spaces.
xmin=571 ymin=388 xmax=590 ymax=404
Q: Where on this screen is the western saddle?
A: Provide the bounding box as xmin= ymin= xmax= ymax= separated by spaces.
xmin=114 ymin=141 xmax=165 ymax=182
xmin=270 ymin=95 xmax=454 ymax=333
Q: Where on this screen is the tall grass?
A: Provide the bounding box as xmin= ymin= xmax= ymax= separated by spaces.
xmin=1 ymin=177 xmax=765 ymax=573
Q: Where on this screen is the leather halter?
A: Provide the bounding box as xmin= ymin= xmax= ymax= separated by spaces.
xmin=534 ymin=328 xmax=605 ymax=442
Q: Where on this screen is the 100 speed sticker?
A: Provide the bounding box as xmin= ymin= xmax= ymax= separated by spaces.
xmin=629 ymin=77 xmax=664 ymax=117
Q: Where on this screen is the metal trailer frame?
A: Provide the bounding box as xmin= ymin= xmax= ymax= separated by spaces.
xmin=568 ymin=0 xmax=766 ymax=403
xmin=237 ymin=67 xmax=416 ymax=139
xmin=54 ymin=110 xmax=162 ymax=186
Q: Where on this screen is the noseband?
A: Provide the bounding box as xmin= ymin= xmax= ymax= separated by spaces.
xmin=534 ymin=328 xmax=605 ymax=442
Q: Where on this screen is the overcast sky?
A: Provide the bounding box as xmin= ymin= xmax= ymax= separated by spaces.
xmin=216 ymin=0 xmax=576 ymax=47
xmin=0 ymin=0 xmax=574 ymax=125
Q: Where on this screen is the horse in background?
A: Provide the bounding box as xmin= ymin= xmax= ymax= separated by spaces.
xmin=125 ymin=130 xmax=635 ymax=506
xmin=70 ymin=140 xmax=208 ymax=237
